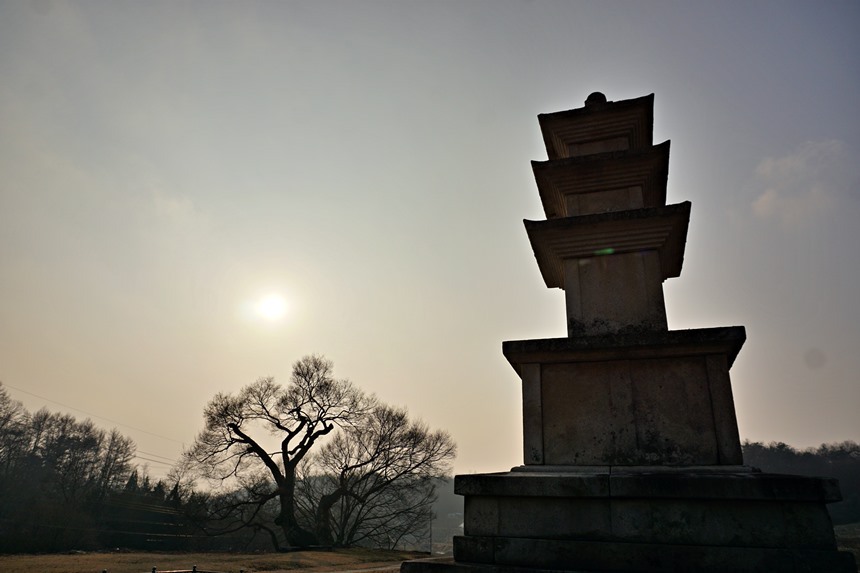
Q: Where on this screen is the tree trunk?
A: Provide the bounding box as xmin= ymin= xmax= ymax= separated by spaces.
xmin=314 ymin=489 xmax=344 ymax=547
xmin=276 ymin=463 xmax=317 ymax=548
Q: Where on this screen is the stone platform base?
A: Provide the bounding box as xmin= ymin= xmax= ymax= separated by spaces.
xmin=402 ymin=543 xmax=857 ymax=573
xmin=452 ymin=536 xmax=856 ymax=572
xmin=401 ymin=468 xmax=857 ymax=573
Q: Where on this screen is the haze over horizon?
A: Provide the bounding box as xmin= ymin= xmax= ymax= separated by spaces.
xmin=1 ymin=1 xmax=858 ymax=481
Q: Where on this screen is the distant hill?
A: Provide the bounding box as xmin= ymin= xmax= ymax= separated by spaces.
xmin=431 ymin=478 xmax=463 ymax=555
xmin=744 ymin=441 xmax=859 ymax=524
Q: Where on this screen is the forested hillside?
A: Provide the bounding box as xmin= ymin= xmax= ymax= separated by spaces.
xmin=0 ymin=381 xmax=451 ymax=553
xmin=743 ymin=440 xmax=860 ymax=524
xmin=0 ymin=383 xmax=211 ymax=552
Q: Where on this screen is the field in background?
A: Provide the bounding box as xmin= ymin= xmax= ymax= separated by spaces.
xmin=0 ymin=547 xmax=427 ymax=573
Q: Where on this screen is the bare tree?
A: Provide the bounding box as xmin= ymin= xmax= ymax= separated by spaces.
xmin=0 ymin=383 xmax=27 ymax=476
xmin=0 ymin=388 xmax=137 ymax=552
xmin=184 ymin=355 xmax=368 ymax=549
xmin=301 ymin=404 xmax=456 ymax=548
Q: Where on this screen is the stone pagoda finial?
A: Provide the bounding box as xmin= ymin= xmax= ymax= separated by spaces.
xmin=584 ymin=91 xmax=608 ymax=106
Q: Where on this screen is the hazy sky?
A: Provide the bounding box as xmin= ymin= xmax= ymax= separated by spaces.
xmin=1 ymin=1 xmax=858 ymax=479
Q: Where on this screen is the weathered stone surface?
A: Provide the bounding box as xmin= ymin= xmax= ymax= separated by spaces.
xmin=465 ymin=496 xmax=610 ymax=539
xmin=401 ymin=559 xmax=592 ymax=573
xmin=503 ymin=327 xmax=746 ymax=370
xmin=575 ymin=186 xmax=644 ymax=217
xmin=447 ymin=536 xmax=857 ymax=573
xmin=531 ymin=141 xmax=670 ymax=218
xmin=564 ymin=250 xmax=668 ymax=336
xmin=513 ymin=354 xmax=742 ymax=467
xmin=540 ymin=361 xmax=624 ymax=464
xmin=506 ymin=328 xmax=747 ymax=468
xmin=520 ymin=363 xmax=543 ymax=464
xmin=455 ymin=472 xmax=609 ymax=498
xmin=629 ymin=357 xmax=719 ymax=464
xmin=440 ymin=467 xmax=854 ymax=573
xmin=509 ymin=464 xmax=754 ymax=474
xmin=403 ymin=550 xmax=858 ymax=573
xmin=455 ymin=470 xmax=843 ymax=501
xmin=538 ymin=94 xmax=654 ymax=160
xmin=524 ymin=202 xmax=690 ymax=293
xmin=450 ymin=470 xmax=850 ymax=568
xmin=608 ymin=470 xmax=843 ymax=501
xmin=462 ymin=497 xmax=498 ymax=537
xmin=608 ymin=499 xmax=835 ymax=548
xmin=704 ymin=354 xmax=744 ymax=464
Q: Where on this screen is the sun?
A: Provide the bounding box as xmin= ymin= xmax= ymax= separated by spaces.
xmin=256 ymin=294 xmax=288 ymax=321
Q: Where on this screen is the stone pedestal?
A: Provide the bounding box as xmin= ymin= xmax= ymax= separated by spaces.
xmin=402 ymin=93 xmax=855 ymax=572
xmin=449 ymin=469 xmax=853 ymax=573
xmin=507 ymin=329 xmax=744 ymax=467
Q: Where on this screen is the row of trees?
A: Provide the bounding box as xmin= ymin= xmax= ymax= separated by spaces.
xmin=742 ymin=440 xmax=860 ymax=524
xmin=0 ymin=383 xmax=139 ymax=551
xmin=0 ymin=355 xmax=456 ymax=553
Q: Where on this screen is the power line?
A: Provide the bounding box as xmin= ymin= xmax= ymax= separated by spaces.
xmin=135 ymin=455 xmax=175 ymax=467
xmin=138 ymin=449 xmax=181 ymax=463
xmin=2 ymin=381 xmax=187 ymax=445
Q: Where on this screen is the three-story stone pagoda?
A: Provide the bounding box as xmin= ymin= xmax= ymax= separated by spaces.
xmin=402 ymin=92 xmax=856 ymax=573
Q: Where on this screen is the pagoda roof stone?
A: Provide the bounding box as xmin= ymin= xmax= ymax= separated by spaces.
xmin=502 ymin=326 xmax=747 ymax=372
xmin=538 ymin=93 xmax=654 ymax=160
xmin=532 ymin=141 xmax=670 ymax=218
xmin=525 ymin=202 xmax=691 ymax=289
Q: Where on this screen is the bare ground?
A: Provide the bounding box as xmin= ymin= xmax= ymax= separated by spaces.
xmin=0 ymin=547 xmax=428 ymax=573
xmin=2 ymin=527 xmax=858 ymax=573
xmin=836 ymin=522 xmax=860 ymax=570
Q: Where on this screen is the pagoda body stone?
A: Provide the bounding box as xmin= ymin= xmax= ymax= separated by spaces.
xmin=401 ymin=93 xmax=856 ymax=573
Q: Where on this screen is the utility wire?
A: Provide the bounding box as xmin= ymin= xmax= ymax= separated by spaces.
xmin=138 ymin=449 xmax=180 ymax=463
xmin=135 ymin=455 xmax=174 ymax=466
xmin=3 ymin=381 xmax=186 ymax=445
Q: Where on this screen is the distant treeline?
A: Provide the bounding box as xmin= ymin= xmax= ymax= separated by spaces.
xmin=0 ymin=381 xmax=446 ymax=554
xmin=0 ymin=383 xmax=257 ymax=553
xmin=2 ymin=381 xmax=858 ymax=554
xmin=743 ymin=440 xmax=860 ymax=524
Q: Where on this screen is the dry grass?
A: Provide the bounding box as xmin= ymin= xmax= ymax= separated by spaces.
xmin=3 ymin=530 xmax=857 ymax=573
xmin=0 ymin=547 xmax=427 ymax=573
xmin=835 ymin=522 xmax=860 ymax=571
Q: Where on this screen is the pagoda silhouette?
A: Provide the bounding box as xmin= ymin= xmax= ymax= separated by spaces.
xmin=403 ymin=92 xmax=855 ymax=573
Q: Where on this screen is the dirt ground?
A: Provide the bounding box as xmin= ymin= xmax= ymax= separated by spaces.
xmin=1 ymin=530 xmax=858 ymax=573
xmin=836 ymin=522 xmax=860 ymax=570
xmin=0 ymin=547 xmax=429 ymax=573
